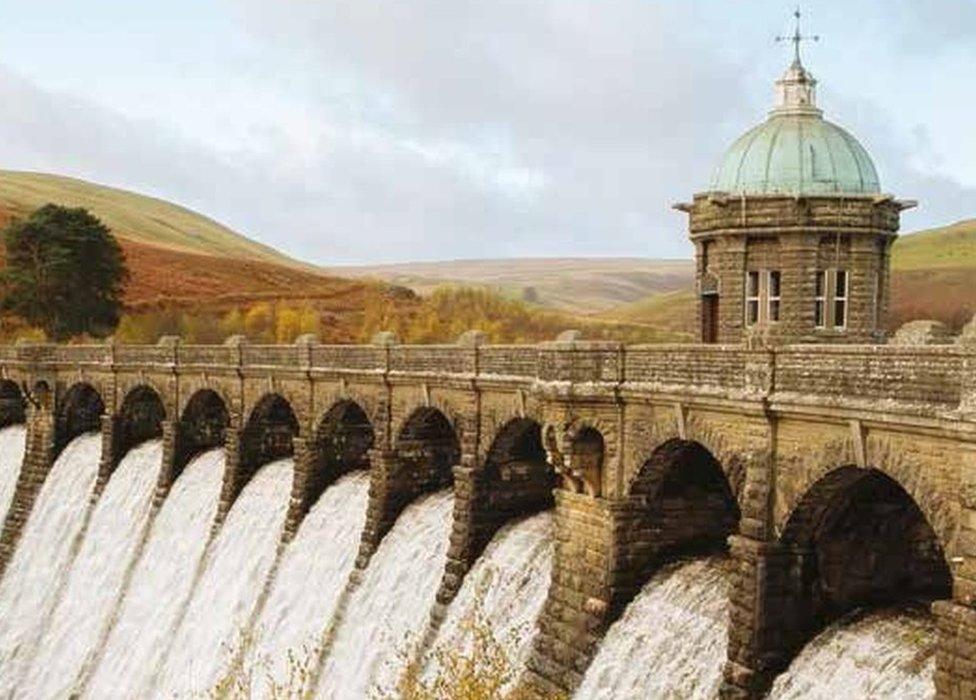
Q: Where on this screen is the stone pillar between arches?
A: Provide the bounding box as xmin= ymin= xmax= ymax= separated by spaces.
xmin=521 ymin=491 xmax=641 ymax=697
xmin=0 ymin=403 xmax=56 ymax=576
xmin=932 ymin=442 xmax=976 ymax=698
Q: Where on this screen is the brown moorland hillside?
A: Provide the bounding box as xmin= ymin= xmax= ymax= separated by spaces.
xmin=0 ymin=202 xmax=679 ymax=345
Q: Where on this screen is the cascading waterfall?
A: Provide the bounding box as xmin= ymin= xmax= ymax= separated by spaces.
xmin=576 ymin=557 xmax=730 ymax=700
xmin=19 ymin=440 xmax=162 ymax=698
xmin=0 ymin=433 xmax=101 ymax=695
xmin=152 ymin=457 xmax=292 ymax=697
xmin=0 ymin=423 xmax=27 ymax=522
xmin=769 ymin=609 xmax=936 ymax=699
xmin=245 ymin=471 xmax=370 ymax=698
xmin=316 ymin=489 xmax=454 ymax=700
xmin=0 ymin=436 xmax=942 ymax=699
xmin=422 ymin=511 xmax=553 ymax=692
xmin=84 ymin=448 xmax=225 ymax=698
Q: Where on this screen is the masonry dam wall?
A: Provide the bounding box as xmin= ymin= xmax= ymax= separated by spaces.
xmin=0 ymin=336 xmax=973 ymax=698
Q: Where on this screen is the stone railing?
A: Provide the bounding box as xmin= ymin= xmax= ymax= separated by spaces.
xmin=3 ymin=336 xmax=975 ymax=417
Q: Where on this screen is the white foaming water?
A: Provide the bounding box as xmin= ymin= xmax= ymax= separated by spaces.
xmin=20 ymin=440 xmax=162 ymax=698
xmin=152 ymin=457 xmax=293 ymax=697
xmin=84 ymin=448 xmax=225 ymax=699
xmin=423 ymin=511 xmax=553 ymax=691
xmin=0 ymin=423 xmax=27 ymax=523
xmin=246 ymin=471 xmax=370 ymax=698
xmin=770 ymin=609 xmax=936 ymax=699
xmin=0 ymin=433 xmax=101 ymax=694
xmin=576 ymin=557 xmax=730 ymax=700
xmin=316 ymin=489 xmax=455 ymax=700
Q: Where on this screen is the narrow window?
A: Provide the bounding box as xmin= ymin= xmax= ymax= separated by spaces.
xmin=745 ymin=271 xmax=760 ymax=326
xmin=834 ymin=269 xmax=848 ymax=329
xmin=814 ymin=271 xmax=826 ymax=328
xmin=767 ymin=271 xmax=781 ymax=322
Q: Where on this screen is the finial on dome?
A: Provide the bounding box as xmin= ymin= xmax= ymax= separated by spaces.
xmin=773 ymin=7 xmax=822 ymax=115
xmin=776 ymin=7 xmax=819 ymax=67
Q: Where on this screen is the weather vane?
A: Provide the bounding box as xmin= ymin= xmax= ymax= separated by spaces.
xmin=776 ymin=7 xmax=819 ymax=64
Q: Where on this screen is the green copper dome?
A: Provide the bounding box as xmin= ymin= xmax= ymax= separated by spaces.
xmin=710 ymin=59 xmax=881 ymax=196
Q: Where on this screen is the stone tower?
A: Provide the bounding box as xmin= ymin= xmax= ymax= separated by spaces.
xmin=675 ymin=31 xmax=915 ymax=345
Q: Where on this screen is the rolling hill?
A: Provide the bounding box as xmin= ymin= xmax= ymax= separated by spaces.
xmin=0 ymin=172 xmax=679 ymax=345
xmin=0 ymin=170 xmax=303 ymax=268
xmin=329 ymin=257 xmax=693 ymax=314
xmin=1 ymin=168 xmax=970 ymax=342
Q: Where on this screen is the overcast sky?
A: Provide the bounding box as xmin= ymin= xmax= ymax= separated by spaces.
xmin=1 ymin=1 xmax=974 ymax=264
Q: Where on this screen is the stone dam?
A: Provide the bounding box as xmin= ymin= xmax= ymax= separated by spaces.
xmin=0 ymin=333 xmax=972 ymax=698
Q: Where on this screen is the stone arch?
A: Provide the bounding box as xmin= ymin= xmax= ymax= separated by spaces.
xmin=780 ymin=466 xmax=951 ymax=622
xmin=240 ymin=393 xmax=299 ymax=488
xmin=56 ymin=382 xmax=105 ymax=454
xmin=115 ymin=376 xmax=170 ymax=416
xmin=0 ymin=380 xmax=26 ymax=428
xmin=175 ymin=389 xmax=230 ymax=479
xmin=115 ymin=384 xmax=167 ymax=465
xmin=609 ymin=439 xmax=741 ymax=611
xmin=632 ymin=439 xmax=740 ymax=541
xmin=177 ymin=381 xmax=236 ymax=424
xmin=306 ymin=399 xmax=376 ymax=507
xmin=775 ymin=437 xmax=956 ymax=551
xmin=633 ymin=414 xmax=750 ymax=505
xmin=759 ymin=465 xmax=954 ymax=676
xmin=482 ymin=417 xmax=556 ymax=519
xmin=395 ymin=406 xmax=460 ymax=495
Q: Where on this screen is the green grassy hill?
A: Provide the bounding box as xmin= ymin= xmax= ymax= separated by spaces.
xmin=891 ymin=219 xmax=976 ymax=270
xmin=0 ymin=170 xmax=302 ymax=267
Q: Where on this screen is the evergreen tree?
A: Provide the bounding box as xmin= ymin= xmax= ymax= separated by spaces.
xmin=1 ymin=204 xmax=128 ymax=340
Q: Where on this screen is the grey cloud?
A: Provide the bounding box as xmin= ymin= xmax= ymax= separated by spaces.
xmin=0 ymin=3 xmax=968 ymax=266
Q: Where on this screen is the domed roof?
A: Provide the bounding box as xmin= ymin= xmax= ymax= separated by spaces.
xmin=710 ymin=58 xmax=881 ymax=196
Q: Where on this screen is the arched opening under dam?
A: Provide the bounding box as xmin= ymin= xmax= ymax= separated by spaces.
xmin=0 ymin=381 xmax=26 ymax=428
xmin=632 ymin=438 xmax=740 ymax=557
xmin=484 ymin=418 xmax=554 ymax=515
xmin=115 ymin=385 xmax=166 ymax=467
xmin=240 ymin=393 xmax=299 ymax=487
xmin=395 ymin=406 xmax=460 ymax=496
xmin=308 ymin=400 xmax=375 ymax=505
xmin=606 ymin=438 xmax=740 ymax=618
xmin=175 ymin=389 xmax=230 ymax=479
xmin=56 ymin=382 xmax=105 ymax=455
xmin=780 ymin=466 xmax=951 ymax=640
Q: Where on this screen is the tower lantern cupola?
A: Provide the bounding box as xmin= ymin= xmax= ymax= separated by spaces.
xmin=674 ymin=10 xmax=915 ymax=346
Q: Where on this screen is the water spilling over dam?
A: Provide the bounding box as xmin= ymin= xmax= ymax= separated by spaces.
xmin=0 ymin=331 xmax=968 ymax=698
xmin=0 ymin=429 xmax=941 ymax=698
